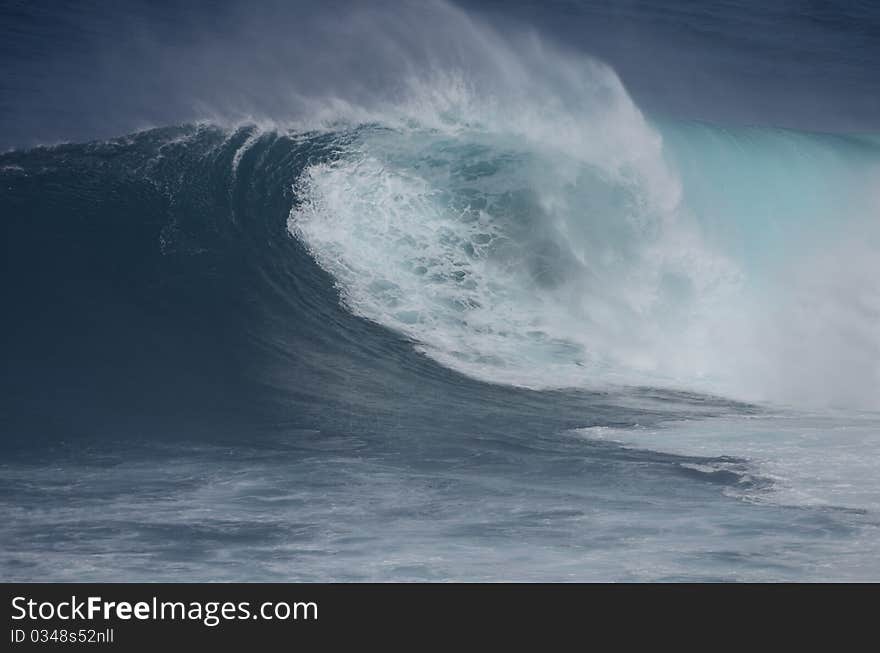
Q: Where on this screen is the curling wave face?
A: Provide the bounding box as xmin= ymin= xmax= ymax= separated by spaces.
xmin=3 ymin=0 xmax=878 ymax=407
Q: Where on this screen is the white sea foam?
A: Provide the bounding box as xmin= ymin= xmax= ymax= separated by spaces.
xmin=288 ymin=42 xmax=745 ymax=391
xmin=286 ymin=3 xmax=880 ymax=409
xmin=576 ymin=411 xmax=880 ymax=513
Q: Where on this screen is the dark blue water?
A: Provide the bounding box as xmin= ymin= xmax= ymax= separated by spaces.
xmin=2 ymin=1 xmax=879 ymax=581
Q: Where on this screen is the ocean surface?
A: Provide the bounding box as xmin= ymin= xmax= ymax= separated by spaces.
xmin=1 ymin=0 xmax=879 ymax=581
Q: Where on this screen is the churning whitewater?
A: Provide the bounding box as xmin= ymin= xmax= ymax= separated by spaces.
xmin=287 ymin=55 xmax=880 ymax=408
xmin=2 ymin=0 xmax=880 ymax=582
